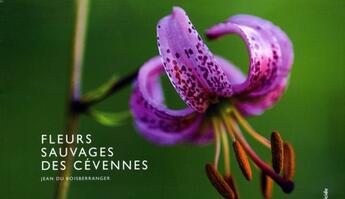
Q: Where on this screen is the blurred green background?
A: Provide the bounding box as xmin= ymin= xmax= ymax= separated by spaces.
xmin=1 ymin=0 xmax=345 ymax=198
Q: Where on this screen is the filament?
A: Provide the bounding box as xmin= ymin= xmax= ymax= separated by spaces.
xmin=212 ymin=117 xmax=221 ymax=169
xmin=232 ymin=108 xmax=271 ymax=148
xmin=219 ymin=122 xmax=231 ymax=176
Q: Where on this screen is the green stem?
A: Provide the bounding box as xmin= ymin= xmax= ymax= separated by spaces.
xmin=54 ymin=112 xmax=80 ymax=199
xmin=54 ymin=0 xmax=90 ymax=199
xmin=79 ymin=70 xmax=138 ymax=110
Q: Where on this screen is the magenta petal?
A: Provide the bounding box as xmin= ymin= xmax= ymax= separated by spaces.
xmin=206 ymin=15 xmax=293 ymax=97
xmin=157 ymin=7 xmax=233 ymax=112
xmin=215 ymin=56 xmax=246 ymax=85
xmin=215 ymin=56 xmax=287 ymax=116
xmin=228 ymin=15 xmax=294 ymax=83
xmin=234 ymin=77 xmax=288 ymax=116
xmin=130 ymin=56 xmax=204 ymax=145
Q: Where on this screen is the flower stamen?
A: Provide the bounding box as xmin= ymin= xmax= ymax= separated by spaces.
xmin=271 ymin=131 xmax=284 ymax=173
xmin=260 ymin=171 xmax=273 ymax=199
xmin=220 ymin=123 xmax=231 ymax=176
xmin=212 ymin=117 xmax=222 ymax=169
xmin=283 ymin=142 xmax=295 ymax=180
xmin=224 ymin=175 xmax=239 ymax=199
xmin=232 ymin=108 xmax=271 ymax=148
xmin=233 ymin=140 xmax=253 ymax=181
xmin=220 ymin=112 xmax=294 ymax=193
xmin=205 ymin=163 xmax=236 ymax=199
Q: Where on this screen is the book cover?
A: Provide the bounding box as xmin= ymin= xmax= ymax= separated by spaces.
xmin=1 ymin=0 xmax=344 ymax=198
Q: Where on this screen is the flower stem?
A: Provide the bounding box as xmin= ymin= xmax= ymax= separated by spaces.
xmin=70 ymin=0 xmax=89 ymax=100
xmin=54 ymin=0 xmax=90 ymax=198
xmin=54 ymin=112 xmax=79 ymax=199
xmin=79 ymin=70 xmax=138 ymax=108
xmin=56 ymin=0 xmax=138 ymax=197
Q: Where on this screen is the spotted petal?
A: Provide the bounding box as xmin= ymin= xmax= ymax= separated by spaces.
xmin=228 ymin=15 xmax=293 ymax=85
xmin=130 ymin=56 xmax=204 ymax=145
xmin=234 ymin=77 xmax=289 ymax=116
xmin=206 ymin=15 xmax=293 ymax=97
xmin=215 ymin=56 xmax=246 ymax=85
xmin=157 ymin=7 xmax=233 ymax=112
xmin=216 ymin=57 xmax=288 ymax=116
xmin=216 ymin=55 xmax=288 ymax=116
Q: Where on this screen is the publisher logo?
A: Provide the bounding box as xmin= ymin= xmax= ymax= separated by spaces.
xmin=323 ymin=188 xmax=328 ymax=199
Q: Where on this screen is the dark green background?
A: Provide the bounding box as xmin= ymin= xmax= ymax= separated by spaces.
xmin=1 ymin=0 xmax=344 ymax=198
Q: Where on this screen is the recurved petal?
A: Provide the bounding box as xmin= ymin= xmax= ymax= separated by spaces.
xmin=157 ymin=7 xmax=233 ymax=112
xmin=130 ymin=56 xmax=204 ymax=145
xmin=215 ymin=56 xmax=246 ymax=85
xmin=233 ymin=77 xmax=289 ymax=116
xmin=228 ymin=15 xmax=294 ymax=82
xmin=206 ymin=15 xmax=293 ymax=97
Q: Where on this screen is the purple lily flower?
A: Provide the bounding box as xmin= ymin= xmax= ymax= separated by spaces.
xmin=130 ymin=7 xmax=295 ymax=198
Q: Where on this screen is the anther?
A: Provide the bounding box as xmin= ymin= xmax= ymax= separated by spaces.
xmin=260 ymin=172 xmax=273 ymax=199
xmin=205 ymin=163 xmax=235 ymax=199
xmin=224 ymin=175 xmax=239 ymax=199
xmin=283 ymin=142 xmax=295 ymax=180
xmin=233 ymin=140 xmax=252 ymax=181
xmin=271 ymin=131 xmax=284 ymax=173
